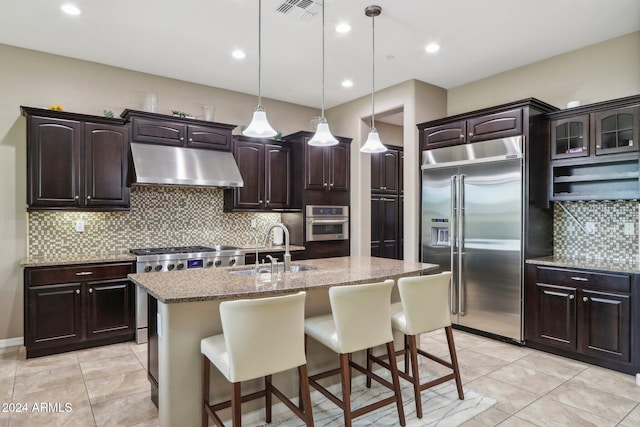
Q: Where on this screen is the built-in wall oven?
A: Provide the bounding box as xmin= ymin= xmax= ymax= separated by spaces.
xmin=305 ymin=205 xmax=349 ymax=241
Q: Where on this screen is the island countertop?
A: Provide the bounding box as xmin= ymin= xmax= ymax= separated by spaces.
xmin=129 ymin=256 xmax=438 ymax=303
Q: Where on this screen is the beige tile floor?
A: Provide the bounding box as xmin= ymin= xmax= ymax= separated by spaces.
xmin=0 ymin=329 xmax=638 ymax=426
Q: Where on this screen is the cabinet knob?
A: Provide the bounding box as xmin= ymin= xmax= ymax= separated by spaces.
xmin=569 ymin=295 xmax=574 ymax=300
xmin=460 ymin=134 xmax=464 ymax=139
xmin=180 ymin=137 xmax=184 ymax=141
xmin=75 ymin=290 xmax=80 ymax=294
xmin=75 ymin=195 xmax=79 ymax=200
xmin=89 ymin=288 xmax=93 ymax=293
xmin=583 ymin=297 xmax=589 ymax=302
xmin=189 ymin=138 xmax=193 ymax=142
xmin=330 ymin=183 xmax=334 ymax=187
xmin=86 ymin=196 xmax=91 ymax=200
xmin=265 ymin=200 xmax=270 ymax=205
xmin=469 ymin=132 xmax=474 ymax=136
xmin=258 ymin=200 xmax=263 ymax=203
xmin=323 ymin=183 xmax=328 ymax=187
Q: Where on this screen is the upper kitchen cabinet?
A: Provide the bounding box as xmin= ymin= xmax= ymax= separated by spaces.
xmin=121 ymin=110 xmax=235 ymax=151
xmin=548 ymin=95 xmax=640 ymax=201
xmin=223 ymin=136 xmax=291 ymax=212
xmin=371 ymin=147 xmax=400 ymax=194
xmin=22 ymin=107 xmax=130 ymax=211
xmin=419 ymin=107 xmax=527 ymax=150
xmin=285 ymin=131 xmax=352 ymax=206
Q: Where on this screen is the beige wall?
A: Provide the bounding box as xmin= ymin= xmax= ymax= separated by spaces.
xmin=327 ymin=80 xmax=447 ymax=261
xmin=447 ymin=32 xmax=640 ymax=115
xmin=0 ymin=44 xmax=320 ymax=341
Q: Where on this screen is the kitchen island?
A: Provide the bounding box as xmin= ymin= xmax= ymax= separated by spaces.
xmin=129 ymin=256 xmax=437 ymax=427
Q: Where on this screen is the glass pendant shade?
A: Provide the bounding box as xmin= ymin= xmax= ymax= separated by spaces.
xmin=243 ymin=107 xmax=277 ymax=138
xmin=360 ymin=127 xmax=387 ymax=153
xmin=308 ymin=117 xmax=338 ymax=146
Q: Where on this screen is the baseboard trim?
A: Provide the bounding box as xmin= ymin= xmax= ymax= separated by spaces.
xmin=0 ymin=337 xmax=24 ymax=348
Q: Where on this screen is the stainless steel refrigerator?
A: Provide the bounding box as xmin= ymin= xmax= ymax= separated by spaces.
xmin=421 ymin=136 xmax=525 ymax=342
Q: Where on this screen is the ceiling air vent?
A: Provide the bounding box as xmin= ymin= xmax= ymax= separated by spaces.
xmin=275 ymin=0 xmax=321 ymax=22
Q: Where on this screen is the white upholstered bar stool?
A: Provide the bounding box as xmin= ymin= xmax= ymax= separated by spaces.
xmin=201 ymin=291 xmax=314 ymax=427
xmin=387 ymin=272 xmax=464 ymax=419
xmin=304 ymin=280 xmax=405 ymax=427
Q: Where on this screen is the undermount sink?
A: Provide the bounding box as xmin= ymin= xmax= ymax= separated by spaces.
xmin=229 ymin=264 xmax=318 ymax=276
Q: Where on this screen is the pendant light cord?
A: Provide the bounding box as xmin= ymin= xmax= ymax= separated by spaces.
xmin=320 ymin=0 xmax=326 ymax=118
xmin=258 ymin=0 xmax=263 ymax=107
xmin=370 ymin=10 xmax=375 ymax=129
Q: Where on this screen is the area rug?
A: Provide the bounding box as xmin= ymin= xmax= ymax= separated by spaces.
xmin=244 ymin=366 xmax=496 ymax=426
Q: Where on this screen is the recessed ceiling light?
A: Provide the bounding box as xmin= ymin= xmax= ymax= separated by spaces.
xmin=335 ymin=23 xmax=351 ymax=34
xmin=232 ymin=49 xmax=246 ymax=59
xmin=425 ymin=43 xmax=441 ymax=53
xmin=61 ymin=3 xmax=82 ymax=16
xmin=341 ymin=80 xmax=353 ymax=88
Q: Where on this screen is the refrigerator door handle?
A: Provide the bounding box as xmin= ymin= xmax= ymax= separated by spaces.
xmin=450 ymin=175 xmax=457 ymax=315
xmin=458 ymin=174 xmax=466 ymax=316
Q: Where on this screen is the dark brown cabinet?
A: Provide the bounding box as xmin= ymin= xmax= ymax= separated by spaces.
xmin=305 ymin=143 xmax=350 ymax=192
xmin=122 ymin=109 xmax=235 ymax=151
xmin=594 ymin=106 xmax=639 ymax=155
xmin=548 ymin=96 xmax=640 ymax=201
xmin=525 ymin=264 xmax=639 ymax=374
xmin=371 ymin=148 xmax=400 ymax=194
xmin=371 ymin=146 xmax=403 ymax=260
xmin=371 ymin=195 xmax=399 ymax=259
xmin=22 ymin=107 xmax=130 ymax=211
xmin=419 ymin=108 xmax=523 ymax=150
xmin=24 ymin=262 xmax=135 ymax=358
xmin=224 ymin=137 xmax=291 ymax=211
xmin=551 ymin=115 xmax=590 ymax=159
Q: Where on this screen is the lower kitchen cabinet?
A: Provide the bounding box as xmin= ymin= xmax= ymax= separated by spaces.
xmin=24 ymin=262 xmax=135 ymax=358
xmin=524 ymin=264 xmax=639 ymax=374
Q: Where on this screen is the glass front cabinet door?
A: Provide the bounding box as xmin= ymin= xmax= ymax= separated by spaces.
xmin=551 ymin=115 xmax=589 ymax=159
xmin=594 ymin=106 xmax=639 ymax=155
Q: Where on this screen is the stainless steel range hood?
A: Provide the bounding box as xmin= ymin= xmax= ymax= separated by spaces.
xmin=129 ymin=143 xmax=244 ymax=188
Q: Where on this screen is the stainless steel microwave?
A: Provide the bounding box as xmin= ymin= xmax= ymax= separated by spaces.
xmin=305 ymin=205 xmax=349 ymax=241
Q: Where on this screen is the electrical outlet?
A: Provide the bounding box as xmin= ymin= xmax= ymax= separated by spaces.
xmin=585 ymin=222 xmax=596 ymax=234
xmin=624 ymin=222 xmax=635 ymax=236
xmin=74 ymin=220 xmax=85 ymax=233
xmin=250 ymin=219 xmax=257 ymax=229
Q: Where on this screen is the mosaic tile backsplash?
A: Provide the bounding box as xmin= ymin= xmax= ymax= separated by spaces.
xmin=27 ymin=186 xmax=282 ymax=257
xmin=553 ymin=201 xmax=639 ymax=262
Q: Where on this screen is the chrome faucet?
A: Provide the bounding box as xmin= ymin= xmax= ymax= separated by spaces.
xmin=263 ymin=223 xmax=291 ymax=272
xmin=266 ymin=255 xmax=278 ymax=274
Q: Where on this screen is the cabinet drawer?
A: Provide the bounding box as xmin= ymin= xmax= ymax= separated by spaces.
xmin=27 ymin=263 xmax=134 ymax=286
xmin=536 ymin=266 xmax=630 ymax=293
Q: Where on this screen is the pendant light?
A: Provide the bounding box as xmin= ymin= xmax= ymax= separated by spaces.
xmin=360 ymin=5 xmax=387 ymax=153
xmin=243 ymin=0 xmax=277 ymax=138
xmin=308 ymin=0 xmax=338 ymax=146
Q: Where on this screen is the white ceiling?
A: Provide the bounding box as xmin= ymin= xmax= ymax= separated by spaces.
xmin=1 ymin=0 xmax=639 ymax=110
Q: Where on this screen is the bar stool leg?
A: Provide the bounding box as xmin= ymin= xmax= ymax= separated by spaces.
xmin=386 ymin=341 xmax=406 ymax=427
xmin=202 ymin=355 xmax=210 ymax=427
xmin=445 ymin=326 xmax=464 ymax=400
xmin=404 ymin=335 xmax=410 ymax=374
xmin=365 ymin=348 xmax=372 ymax=388
xmin=298 ymin=364 xmax=314 ymax=426
xmin=265 ymin=374 xmax=273 ymax=423
xmin=408 ymin=335 xmax=423 ymax=418
xmin=231 ymin=382 xmax=242 ymax=427
xmin=339 ymin=353 xmax=352 ymax=427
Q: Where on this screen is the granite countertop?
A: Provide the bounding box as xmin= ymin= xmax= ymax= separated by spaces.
xmin=21 ymin=252 xmax=137 ymax=267
xmin=129 ymin=256 xmax=438 ymax=304
xmin=527 ymin=256 xmax=640 ymax=274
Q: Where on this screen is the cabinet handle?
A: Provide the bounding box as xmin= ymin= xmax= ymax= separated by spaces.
xmin=569 ymin=295 xmax=574 ymax=300
xmin=75 ymin=271 xmax=93 ymax=276
xmin=86 ymin=196 xmax=91 ymax=200
xmin=189 ymin=138 xmax=193 ymax=142
xmin=583 ymin=297 xmax=589 ymax=302
xmin=75 ymin=290 xmax=80 ymax=294
xmin=323 ymin=183 xmax=328 ymax=187
xmin=330 ymin=183 xmax=334 ymax=187
xmin=459 ymin=134 xmax=464 ymax=139
xmin=89 ymin=288 xmax=93 ymax=293
xmin=469 ymin=132 xmax=474 ymax=137
xmin=180 ymin=137 xmax=184 ymax=141
xmin=571 ymin=276 xmax=588 ymax=281
xmin=265 ymin=200 xmax=270 ymax=205
xmin=74 ymin=195 xmax=79 ymax=200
